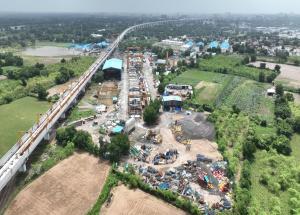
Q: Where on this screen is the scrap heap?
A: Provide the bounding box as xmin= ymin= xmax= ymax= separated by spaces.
xmin=133 ymin=158 xmax=232 ymax=212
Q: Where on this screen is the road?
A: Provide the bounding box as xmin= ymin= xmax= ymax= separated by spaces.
xmin=118 ymin=56 xmax=129 ymax=120
xmin=143 ymin=56 xmax=157 ymax=100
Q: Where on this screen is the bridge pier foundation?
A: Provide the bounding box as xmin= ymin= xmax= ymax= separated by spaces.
xmin=19 ymin=163 xmax=27 ymax=172
xmin=61 ymin=113 xmax=66 ymax=119
xmin=44 ymin=132 xmax=51 ymax=141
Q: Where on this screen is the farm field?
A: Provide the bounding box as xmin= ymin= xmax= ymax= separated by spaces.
xmin=199 ymin=55 xmax=273 ymax=81
xmin=171 ymin=70 xmax=235 ymax=105
xmin=221 ymin=80 xmax=274 ymax=120
xmin=6 ymin=152 xmax=110 ymax=215
xmin=250 ymin=61 xmax=300 ymax=88
xmin=0 ymin=97 xmax=50 ymax=157
xmin=171 ymin=69 xmax=272 ymax=117
xmin=100 ymin=185 xmax=187 ymax=215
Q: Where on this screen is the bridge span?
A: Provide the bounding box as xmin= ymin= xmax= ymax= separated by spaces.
xmin=0 ymin=18 xmax=197 ymax=192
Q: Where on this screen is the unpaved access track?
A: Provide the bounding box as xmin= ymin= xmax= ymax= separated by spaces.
xmin=5 ymin=152 xmax=110 ymax=215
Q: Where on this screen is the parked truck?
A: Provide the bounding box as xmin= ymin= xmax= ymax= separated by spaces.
xmin=124 ymin=118 xmax=135 ymax=133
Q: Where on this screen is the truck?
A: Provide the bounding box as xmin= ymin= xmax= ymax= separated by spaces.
xmin=124 ymin=118 xmax=135 ymax=134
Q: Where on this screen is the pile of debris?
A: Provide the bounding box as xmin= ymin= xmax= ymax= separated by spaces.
xmin=132 ymin=158 xmax=232 ymax=211
xmin=170 ymin=123 xmax=191 ymax=146
xmin=143 ymin=129 xmax=162 ymax=144
xmin=153 ymin=149 xmax=178 ymax=165
xmin=130 ymin=144 xmax=152 ymax=163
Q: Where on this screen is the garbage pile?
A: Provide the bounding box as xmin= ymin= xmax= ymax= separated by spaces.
xmin=130 ymin=145 xmax=152 ymax=163
xmin=171 ymin=124 xmax=191 ymax=145
xmin=143 ymin=129 xmax=162 ymax=144
xmin=153 ymin=149 xmax=178 ymax=165
xmin=133 ymin=159 xmax=232 ymax=211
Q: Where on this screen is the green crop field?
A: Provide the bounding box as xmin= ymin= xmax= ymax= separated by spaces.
xmin=221 ymin=80 xmax=274 ymax=120
xmin=0 ymin=97 xmax=50 ymax=157
xmin=199 ymin=55 xmax=274 ymax=81
xmin=290 ymin=102 xmax=300 ymax=118
xmin=171 ymin=70 xmax=234 ymax=105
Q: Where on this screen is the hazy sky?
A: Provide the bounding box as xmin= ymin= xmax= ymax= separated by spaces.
xmin=0 ymin=0 xmax=299 ymax=14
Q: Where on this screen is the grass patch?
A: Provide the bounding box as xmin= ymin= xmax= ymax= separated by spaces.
xmin=34 ymin=41 xmax=72 ymax=48
xmin=171 ymin=69 xmax=234 ymax=105
xmin=66 ymin=107 xmax=95 ymax=123
xmin=291 ymin=134 xmax=300 ymax=165
xmin=172 ymin=69 xmax=232 ymax=86
xmin=199 ymin=55 xmax=274 ymax=81
xmin=194 ymin=81 xmax=220 ymax=105
xmin=290 ymin=102 xmax=300 ymax=118
xmin=0 ymin=97 xmax=50 ymax=157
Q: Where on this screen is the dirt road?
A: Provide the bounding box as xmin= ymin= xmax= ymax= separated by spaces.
xmin=100 ymin=185 xmax=187 ymax=215
xmin=118 ymin=56 xmax=128 ymax=120
xmin=5 ymin=152 xmax=110 ymax=215
xmin=144 ymin=57 xmax=157 ymax=100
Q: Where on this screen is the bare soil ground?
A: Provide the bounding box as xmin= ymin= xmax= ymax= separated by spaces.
xmin=249 ymin=61 xmax=300 ymax=88
xmin=292 ymin=93 xmax=300 ymax=105
xmin=100 ymin=185 xmax=187 ymax=215
xmin=47 ymin=78 xmax=78 ymax=97
xmin=98 ymin=81 xmax=119 ymax=106
xmin=0 ymin=75 xmax=7 ymax=81
xmin=5 ymin=152 xmax=110 ymax=215
xmin=128 ymin=112 xmax=222 ymax=171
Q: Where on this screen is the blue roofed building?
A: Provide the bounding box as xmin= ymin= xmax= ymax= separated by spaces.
xmin=197 ymin=42 xmax=205 ymax=47
xmin=162 ymin=95 xmax=182 ymax=111
xmin=209 ymin=41 xmax=219 ymax=49
xmin=220 ymin=40 xmax=231 ymax=53
xmin=102 ymin=58 xmax=123 ymax=80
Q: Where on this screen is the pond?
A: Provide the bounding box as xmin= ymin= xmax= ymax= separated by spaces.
xmin=22 ymin=46 xmax=82 ymax=57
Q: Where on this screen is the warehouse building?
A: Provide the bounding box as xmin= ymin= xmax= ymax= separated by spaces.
xmin=162 ymin=95 xmax=182 ymax=111
xmin=102 ymin=58 xmax=123 ymax=80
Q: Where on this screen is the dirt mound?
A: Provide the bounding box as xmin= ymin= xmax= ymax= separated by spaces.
xmin=179 ymin=113 xmax=215 ymax=141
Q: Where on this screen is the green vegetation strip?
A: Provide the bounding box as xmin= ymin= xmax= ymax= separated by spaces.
xmin=198 ymin=55 xmax=274 ymax=81
xmin=66 ymin=107 xmax=95 ymax=123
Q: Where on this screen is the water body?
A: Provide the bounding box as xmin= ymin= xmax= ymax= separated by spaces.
xmin=22 ymin=46 xmax=82 ymax=57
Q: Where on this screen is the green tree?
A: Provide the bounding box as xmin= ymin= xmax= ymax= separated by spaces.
xmin=294 ymin=117 xmax=300 ymax=133
xmin=35 ymin=84 xmax=48 ymax=100
xmin=275 ymin=64 xmax=281 ymax=72
xmin=275 ymin=84 xmax=284 ymax=97
xmin=143 ymin=106 xmax=158 ymax=125
xmin=259 ymin=71 xmax=265 ymax=82
xmin=106 ymin=134 xmax=130 ymax=162
xmin=250 ymin=55 xmax=257 ymax=62
xmin=56 ymin=126 xmax=77 ymax=146
xmin=72 ymin=130 xmax=93 ymax=149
